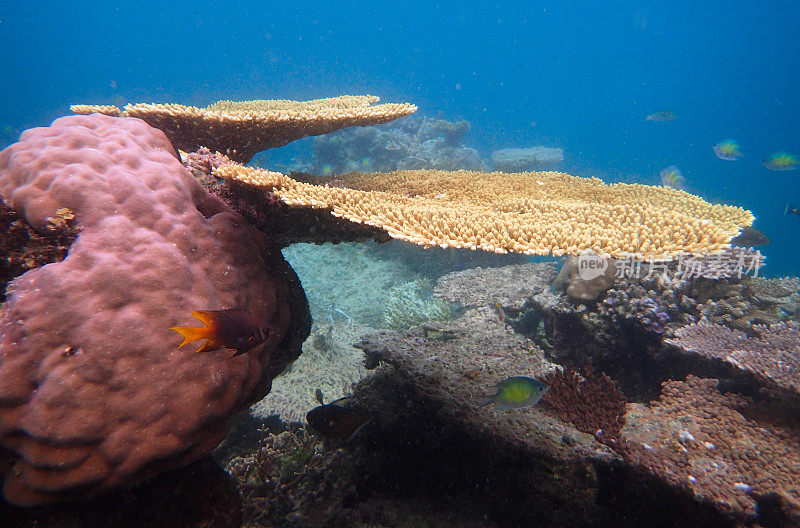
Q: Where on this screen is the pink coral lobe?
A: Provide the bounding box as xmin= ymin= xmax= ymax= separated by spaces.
xmin=0 ymin=114 xmax=294 ymax=505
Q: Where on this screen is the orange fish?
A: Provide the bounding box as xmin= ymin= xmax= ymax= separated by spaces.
xmin=171 ymin=309 xmax=271 ymax=356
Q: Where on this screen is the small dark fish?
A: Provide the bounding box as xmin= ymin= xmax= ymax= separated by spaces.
xmin=478 ymin=376 xmax=548 ymax=411
xmin=785 ymin=203 xmax=800 ymax=218
xmin=306 ymin=397 xmax=372 ymax=441
xmin=645 ymin=111 xmax=678 ymax=122
xmin=171 ymin=309 xmax=271 ymax=355
xmin=731 ymin=226 xmax=770 ymax=247
xmin=315 ymin=388 xmax=325 ymax=405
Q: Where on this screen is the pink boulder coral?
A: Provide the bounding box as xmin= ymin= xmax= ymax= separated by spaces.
xmin=0 ymin=114 xmax=305 ymax=505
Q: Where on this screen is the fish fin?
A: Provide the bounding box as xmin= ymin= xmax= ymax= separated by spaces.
xmin=785 ymin=203 xmax=793 ymax=216
xmin=346 ymin=418 xmax=374 ymax=443
xmin=170 ymin=325 xmax=210 ymax=348
xmin=329 ymin=396 xmax=352 ymax=407
xmin=191 ymin=310 xmax=217 ymax=325
xmin=477 ymin=394 xmax=495 ymax=407
xmin=194 ymin=339 xmax=221 ymax=354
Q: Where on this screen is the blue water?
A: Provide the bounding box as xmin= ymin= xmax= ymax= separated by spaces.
xmin=2 ymin=1 xmax=798 ymax=275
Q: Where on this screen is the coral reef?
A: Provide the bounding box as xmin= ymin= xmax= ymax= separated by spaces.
xmin=540 ymin=364 xmax=628 ymax=450
xmin=215 ymin=164 xmax=754 ymax=259
xmin=226 ymin=427 xmax=357 ymax=527
xmin=293 ymin=114 xmax=483 ymax=175
xmin=72 ymin=96 xmax=417 ymax=163
xmin=351 ymin=309 xmax=742 ymax=526
xmin=0 ymin=199 xmax=80 ymax=300
xmin=688 ymin=275 xmax=800 ymax=332
xmin=354 ymin=309 xmax=624 ymax=526
xmin=666 ymin=321 xmax=800 ymax=395
xmin=250 ymin=321 xmax=372 ymax=423
xmin=353 ymin=305 xmax=800 ymax=525
xmin=623 ymin=376 xmax=800 ymax=523
xmin=380 ymin=279 xmax=455 ymax=329
xmin=491 ymin=146 xmax=563 ymax=171
xmin=435 ymin=261 xmax=800 ymax=402
xmin=0 ymin=457 xmax=243 ymax=528
xmin=433 ymin=260 xmax=559 ymax=310
xmin=0 ymin=114 xmax=309 ymax=505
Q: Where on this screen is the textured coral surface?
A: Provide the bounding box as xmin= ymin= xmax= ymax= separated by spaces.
xmin=0 ymin=115 xmax=299 ymax=505
xmin=217 ymin=165 xmax=754 ymax=258
xmin=624 ymin=376 xmax=800 ymax=521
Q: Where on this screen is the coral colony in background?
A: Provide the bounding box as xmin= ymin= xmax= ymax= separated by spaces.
xmin=0 ymin=96 xmax=798 ymax=528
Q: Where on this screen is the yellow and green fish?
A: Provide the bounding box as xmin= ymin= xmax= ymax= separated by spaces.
xmin=713 ymin=139 xmax=742 ymax=161
xmin=660 ymin=165 xmax=685 ymax=190
xmin=763 ymin=152 xmax=800 ymax=171
xmin=478 ymin=376 xmax=548 ymax=410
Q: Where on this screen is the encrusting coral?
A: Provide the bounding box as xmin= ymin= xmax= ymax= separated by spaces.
xmin=71 ymin=96 xmax=417 ymax=163
xmin=0 ymin=114 xmax=309 ymax=506
xmin=214 ymin=164 xmax=754 ymax=259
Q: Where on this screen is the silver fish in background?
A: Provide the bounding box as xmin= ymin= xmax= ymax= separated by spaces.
xmin=645 ymin=110 xmax=678 ymax=121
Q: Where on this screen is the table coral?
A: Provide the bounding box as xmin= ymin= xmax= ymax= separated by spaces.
xmin=0 ymin=114 xmax=308 ymax=505
xmin=215 ymin=165 xmax=754 ymax=259
xmin=72 ymin=96 xmax=417 ymax=163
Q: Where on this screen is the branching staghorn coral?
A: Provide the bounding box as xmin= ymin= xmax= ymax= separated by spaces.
xmin=381 ymin=279 xmax=456 ymax=329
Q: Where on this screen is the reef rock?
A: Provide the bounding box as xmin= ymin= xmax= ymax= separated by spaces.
xmin=354 ymin=309 xmax=627 ymax=527
xmin=0 ymin=114 xmax=309 ymax=505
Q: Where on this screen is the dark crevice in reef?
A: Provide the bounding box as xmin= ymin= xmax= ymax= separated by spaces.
xmin=1 ymin=198 xmax=81 ymax=301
